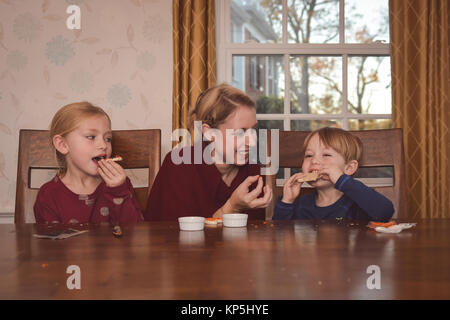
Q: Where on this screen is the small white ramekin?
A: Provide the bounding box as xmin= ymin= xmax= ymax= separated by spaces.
xmin=178 ymin=216 xmax=205 ymax=231
xmin=222 ymin=213 xmax=248 ymax=228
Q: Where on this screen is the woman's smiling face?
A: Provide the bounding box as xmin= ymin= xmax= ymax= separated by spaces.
xmin=209 ymin=105 xmax=258 ymax=166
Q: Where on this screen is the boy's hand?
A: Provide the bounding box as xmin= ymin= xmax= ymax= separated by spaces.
xmin=319 ymin=164 xmax=344 ymax=185
xmin=226 ymin=175 xmax=273 ymax=212
xmin=281 ymin=173 xmax=305 ymax=204
xmin=98 ymin=159 xmax=126 ymax=188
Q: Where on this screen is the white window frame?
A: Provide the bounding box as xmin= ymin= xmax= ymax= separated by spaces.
xmin=216 ymin=0 xmax=392 ymax=186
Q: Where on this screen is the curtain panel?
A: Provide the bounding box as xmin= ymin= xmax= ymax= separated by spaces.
xmin=390 ymin=0 xmax=450 ymax=218
xmin=173 ymin=0 xmax=217 ymax=144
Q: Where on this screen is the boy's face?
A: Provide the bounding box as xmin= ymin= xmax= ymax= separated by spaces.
xmin=302 ymin=133 xmax=356 ymax=188
xmin=59 ymin=115 xmax=112 ymax=178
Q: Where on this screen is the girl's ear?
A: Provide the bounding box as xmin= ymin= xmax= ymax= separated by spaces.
xmin=202 ymin=123 xmax=213 ymax=141
xmin=344 ymin=160 xmax=359 ymax=176
xmin=53 ymin=135 xmax=69 ymax=155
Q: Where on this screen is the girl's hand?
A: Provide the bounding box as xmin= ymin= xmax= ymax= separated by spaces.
xmin=281 ymin=173 xmax=305 ymax=204
xmin=98 ymin=159 xmax=126 ymax=188
xmin=225 ymin=175 xmax=273 ymax=213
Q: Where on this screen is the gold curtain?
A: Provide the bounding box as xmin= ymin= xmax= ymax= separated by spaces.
xmin=173 ymin=0 xmax=217 ymax=143
xmin=390 ymin=0 xmax=450 ymax=218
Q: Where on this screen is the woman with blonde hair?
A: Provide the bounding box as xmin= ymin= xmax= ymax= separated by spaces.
xmin=145 ymin=83 xmax=272 ymax=221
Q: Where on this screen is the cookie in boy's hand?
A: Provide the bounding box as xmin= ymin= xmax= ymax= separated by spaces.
xmin=297 ymin=171 xmax=321 ymax=183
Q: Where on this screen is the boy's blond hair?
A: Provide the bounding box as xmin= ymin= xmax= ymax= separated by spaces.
xmin=303 ymin=127 xmax=363 ymax=163
xmin=49 ymin=101 xmax=111 ymax=176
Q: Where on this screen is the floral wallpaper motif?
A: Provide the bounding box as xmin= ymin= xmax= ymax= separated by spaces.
xmin=13 ymin=12 xmax=43 ymax=42
xmin=107 ymin=83 xmax=132 ymax=108
xmin=46 ymin=35 xmax=75 ymax=66
xmin=69 ymin=69 xmax=94 ymax=94
xmin=143 ymin=15 xmax=170 ymax=44
xmin=66 ymin=0 xmax=85 ymax=5
xmin=6 ymin=50 xmax=28 ymax=71
xmin=136 ymin=51 xmax=156 ymax=72
xmin=0 ymin=0 xmax=173 ymax=218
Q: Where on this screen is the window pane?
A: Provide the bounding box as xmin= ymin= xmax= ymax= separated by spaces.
xmin=290 ymin=120 xmax=341 ymax=131
xmin=256 ymin=95 xmax=284 ymax=114
xmin=290 ymin=56 xmax=342 ymax=114
xmin=276 ymin=170 xmax=285 ymax=180
xmin=347 ymin=56 xmax=391 ymax=114
xmin=257 ymin=119 xmax=284 ymax=130
xmin=354 ymin=167 xmax=393 ymax=179
xmin=255 ymin=120 xmax=284 ymax=179
xmin=231 ymin=0 xmax=282 ymax=44
xmin=348 ymin=119 xmax=392 ymax=130
xmin=232 ymin=55 xmax=284 ymax=113
xmin=345 ymin=0 xmax=389 ymax=43
xmin=287 ymin=0 xmax=339 ymax=44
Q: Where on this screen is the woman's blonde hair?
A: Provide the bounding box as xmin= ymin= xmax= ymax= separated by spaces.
xmin=303 ymin=127 xmax=363 ymax=163
xmin=49 ymin=101 xmax=111 ymax=176
xmin=188 ymin=83 xmax=256 ymax=130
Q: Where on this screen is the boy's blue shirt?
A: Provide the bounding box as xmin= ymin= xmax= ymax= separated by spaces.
xmin=273 ymin=174 xmax=394 ymax=222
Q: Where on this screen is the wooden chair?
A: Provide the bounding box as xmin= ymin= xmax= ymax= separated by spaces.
xmin=265 ymin=128 xmax=407 ymax=220
xmin=15 ymin=129 xmax=161 ymax=224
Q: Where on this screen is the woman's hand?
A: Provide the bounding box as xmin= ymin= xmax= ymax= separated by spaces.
xmin=281 ymin=172 xmax=305 ymax=204
xmin=98 ymin=159 xmax=126 ymax=188
xmin=224 ymin=175 xmax=273 ymax=213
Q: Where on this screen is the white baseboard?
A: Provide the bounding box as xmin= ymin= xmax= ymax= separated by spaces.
xmin=0 ymin=213 xmax=14 ymax=224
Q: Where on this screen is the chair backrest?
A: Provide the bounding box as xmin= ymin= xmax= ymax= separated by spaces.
xmin=15 ymin=129 xmax=161 ymax=224
xmin=265 ymin=128 xmax=407 ymax=220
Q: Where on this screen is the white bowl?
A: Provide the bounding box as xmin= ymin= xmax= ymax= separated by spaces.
xmin=222 ymin=213 xmax=248 ymax=228
xmin=178 ymin=216 xmax=205 ymax=231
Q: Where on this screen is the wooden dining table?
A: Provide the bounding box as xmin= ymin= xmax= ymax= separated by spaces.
xmin=0 ymin=219 xmax=449 ymax=300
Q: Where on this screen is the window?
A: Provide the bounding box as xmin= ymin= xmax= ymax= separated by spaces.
xmin=217 ymin=0 xmax=391 ymax=131
xmin=216 ymin=0 xmax=392 ymax=183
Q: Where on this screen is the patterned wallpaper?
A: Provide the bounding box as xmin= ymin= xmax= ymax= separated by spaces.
xmin=0 ymin=0 xmax=173 ymax=215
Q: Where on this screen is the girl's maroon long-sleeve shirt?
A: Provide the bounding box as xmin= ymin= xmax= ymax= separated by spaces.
xmin=144 ymin=146 xmax=266 ymax=221
xmin=34 ymin=175 xmax=143 ymax=224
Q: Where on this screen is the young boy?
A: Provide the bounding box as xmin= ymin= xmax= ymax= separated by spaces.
xmin=273 ymin=127 xmax=394 ymax=221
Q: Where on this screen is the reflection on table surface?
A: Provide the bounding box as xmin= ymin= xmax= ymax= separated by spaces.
xmin=0 ymin=219 xmax=449 ymax=299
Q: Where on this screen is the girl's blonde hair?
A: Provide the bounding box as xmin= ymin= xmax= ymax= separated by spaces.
xmin=49 ymin=101 xmax=111 ymax=176
xmin=188 ymin=83 xmax=256 ymax=130
xmin=303 ymin=127 xmax=363 ymax=163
